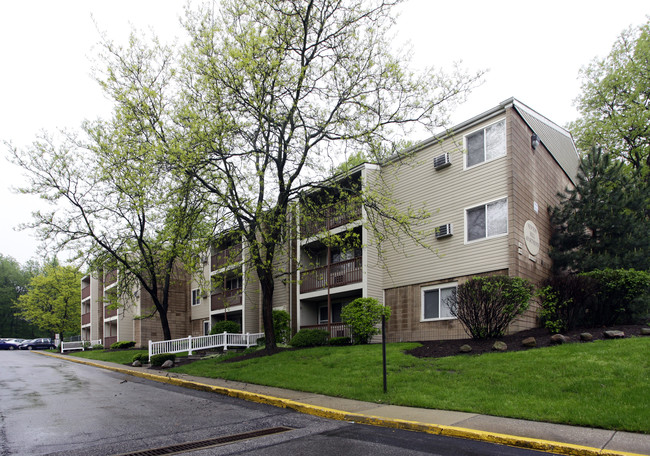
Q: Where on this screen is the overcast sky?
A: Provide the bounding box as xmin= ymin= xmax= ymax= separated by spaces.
xmin=1 ymin=0 xmax=648 ymax=265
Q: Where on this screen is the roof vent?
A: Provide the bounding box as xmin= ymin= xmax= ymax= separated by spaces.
xmin=433 ymin=153 xmax=451 ymax=170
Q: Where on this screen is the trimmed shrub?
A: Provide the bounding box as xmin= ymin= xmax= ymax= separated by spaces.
xmin=341 ymin=297 xmax=391 ymax=344
xmin=150 ymin=353 xmax=176 ymax=367
xmin=209 ymin=320 xmax=241 ymax=335
xmin=450 ymin=276 xmax=533 ymax=339
xmin=91 ymin=344 xmax=104 ymax=350
xmin=273 ymin=310 xmax=291 ymax=344
xmin=329 ymin=336 xmax=351 ymax=346
xmin=581 ymin=268 xmax=650 ymax=325
xmin=539 ymin=275 xmax=600 ymax=332
xmin=289 ymin=329 xmax=329 ymax=348
xmin=132 ymin=353 xmax=148 ymax=363
xmin=110 ymin=341 xmax=136 ymax=349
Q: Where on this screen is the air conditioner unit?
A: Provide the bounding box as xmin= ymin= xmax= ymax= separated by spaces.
xmin=433 ymin=153 xmax=451 ymax=170
xmin=435 ymin=223 xmax=453 ymax=239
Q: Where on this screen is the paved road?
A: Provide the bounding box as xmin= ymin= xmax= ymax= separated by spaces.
xmin=0 ymin=351 xmax=558 ymax=455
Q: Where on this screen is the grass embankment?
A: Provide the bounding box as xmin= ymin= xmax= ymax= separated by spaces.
xmin=69 ymin=349 xmax=148 ymax=364
xmin=168 ymin=338 xmax=650 ymax=433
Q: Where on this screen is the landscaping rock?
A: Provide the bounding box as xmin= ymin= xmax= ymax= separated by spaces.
xmin=492 ymin=341 xmax=507 ymax=351
xmin=132 ymin=360 xmax=142 ymax=367
xmin=161 ymin=359 xmax=174 ymax=368
xmin=459 ymin=344 xmax=472 ymax=353
xmin=521 ymin=337 xmax=536 ymax=347
xmin=604 ymin=330 xmax=625 ymax=339
xmin=580 ymin=333 xmax=593 ymax=342
xmin=550 ymin=334 xmax=567 ymax=344
xmin=640 ymin=327 xmax=650 ymax=336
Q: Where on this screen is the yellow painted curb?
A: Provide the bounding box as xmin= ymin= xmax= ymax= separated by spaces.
xmin=35 ymin=352 xmax=645 ymax=456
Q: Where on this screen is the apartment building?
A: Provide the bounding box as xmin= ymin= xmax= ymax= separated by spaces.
xmin=81 ymin=98 xmax=579 ymax=344
xmin=80 ymin=267 xmax=190 ymax=348
xmin=295 ymin=98 xmax=579 ymax=342
xmin=188 ymin=230 xmax=297 ymax=337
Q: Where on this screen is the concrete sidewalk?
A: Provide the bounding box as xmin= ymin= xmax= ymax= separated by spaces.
xmin=38 ymin=352 xmax=650 ymax=456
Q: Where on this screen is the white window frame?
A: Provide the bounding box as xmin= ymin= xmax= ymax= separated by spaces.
xmin=421 ymin=282 xmax=457 ymax=322
xmin=464 ymin=118 xmax=506 ymax=169
xmin=191 ymin=288 xmax=201 ymax=306
xmin=465 ymin=197 xmax=508 ymax=243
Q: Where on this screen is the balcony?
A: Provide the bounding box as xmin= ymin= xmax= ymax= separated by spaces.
xmin=81 ymin=312 xmax=91 ymax=326
xmin=104 ymin=305 xmax=117 ymax=319
xmin=104 ymin=270 xmax=117 ymax=286
xmin=104 ymin=336 xmax=117 ymax=347
xmin=211 ymin=288 xmax=243 ymax=311
xmin=211 ymin=245 xmax=243 ymax=271
xmin=301 ymin=323 xmax=351 ymax=339
xmin=300 ymin=257 xmax=362 ymax=293
xmin=81 ymin=285 xmax=90 ymax=300
xmin=301 ymin=202 xmax=362 ymax=239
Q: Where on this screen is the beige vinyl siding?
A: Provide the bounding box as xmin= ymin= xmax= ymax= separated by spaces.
xmin=243 ymin=264 xmax=261 ymax=333
xmin=270 ymin=237 xmax=292 ymax=312
xmin=91 ymin=275 xmax=102 ymax=341
xmin=190 ymin=261 xmax=211 ymax=321
xmin=363 ymin=166 xmax=385 ymax=304
xmin=379 ymin=115 xmax=510 ymax=290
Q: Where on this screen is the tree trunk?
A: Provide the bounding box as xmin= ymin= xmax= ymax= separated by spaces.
xmin=259 ymin=272 xmax=276 ymax=352
xmin=158 ymin=307 xmax=172 ymax=341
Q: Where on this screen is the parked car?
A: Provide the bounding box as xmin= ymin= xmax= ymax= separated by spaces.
xmin=19 ymin=338 xmax=56 ymax=350
xmin=0 ymin=339 xmax=21 ymax=350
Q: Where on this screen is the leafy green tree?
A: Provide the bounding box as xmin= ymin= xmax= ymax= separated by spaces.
xmin=549 ymin=148 xmax=650 ymax=272
xmin=177 ymin=0 xmax=482 ymax=350
xmin=15 ymin=261 xmax=82 ymax=339
xmin=9 ymin=33 xmax=215 ymax=341
xmin=570 ymin=20 xmax=650 ymax=174
xmin=0 ymin=255 xmax=41 ymax=338
xmin=341 ymin=297 xmax=391 ymax=344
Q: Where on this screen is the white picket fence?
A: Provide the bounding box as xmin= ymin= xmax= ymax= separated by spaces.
xmin=61 ymin=339 xmax=102 ymax=353
xmin=148 ymin=332 xmax=264 ymax=361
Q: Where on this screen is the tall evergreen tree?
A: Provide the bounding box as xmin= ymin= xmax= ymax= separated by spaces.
xmin=549 ymin=148 xmax=650 ymax=272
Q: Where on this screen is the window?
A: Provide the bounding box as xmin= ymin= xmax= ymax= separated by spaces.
xmin=191 ymin=289 xmax=201 ymax=306
xmin=466 ymin=198 xmax=508 ymax=242
xmin=422 ymin=284 xmax=457 ymax=321
xmin=465 ymin=119 xmax=506 ymax=168
xmin=203 ymin=320 xmax=210 ymax=336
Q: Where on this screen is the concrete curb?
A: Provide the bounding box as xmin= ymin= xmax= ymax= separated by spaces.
xmin=36 ymin=352 xmax=645 ymax=456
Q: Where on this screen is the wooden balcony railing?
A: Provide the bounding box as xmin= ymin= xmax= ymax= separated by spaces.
xmin=104 ymin=270 xmax=117 ymax=286
xmin=211 ymin=288 xmax=243 ymax=311
xmin=301 ymin=202 xmax=362 ymax=238
xmin=81 ymin=313 xmax=91 ymax=326
xmin=211 ymin=245 xmax=243 ymax=271
xmin=81 ymin=286 xmax=90 ymax=300
xmin=104 ymin=336 xmax=117 ymax=347
xmin=104 ymin=306 xmax=117 ymax=319
xmin=300 ymin=257 xmax=362 ymax=293
xmin=301 ymin=323 xmax=351 ymax=339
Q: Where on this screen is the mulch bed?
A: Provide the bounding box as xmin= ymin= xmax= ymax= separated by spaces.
xmin=406 ymin=324 xmax=648 ymax=359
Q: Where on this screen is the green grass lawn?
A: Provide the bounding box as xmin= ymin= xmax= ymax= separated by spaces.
xmin=168 ymin=338 xmax=650 ymax=433
xmin=68 ymin=349 xmax=148 ymax=364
